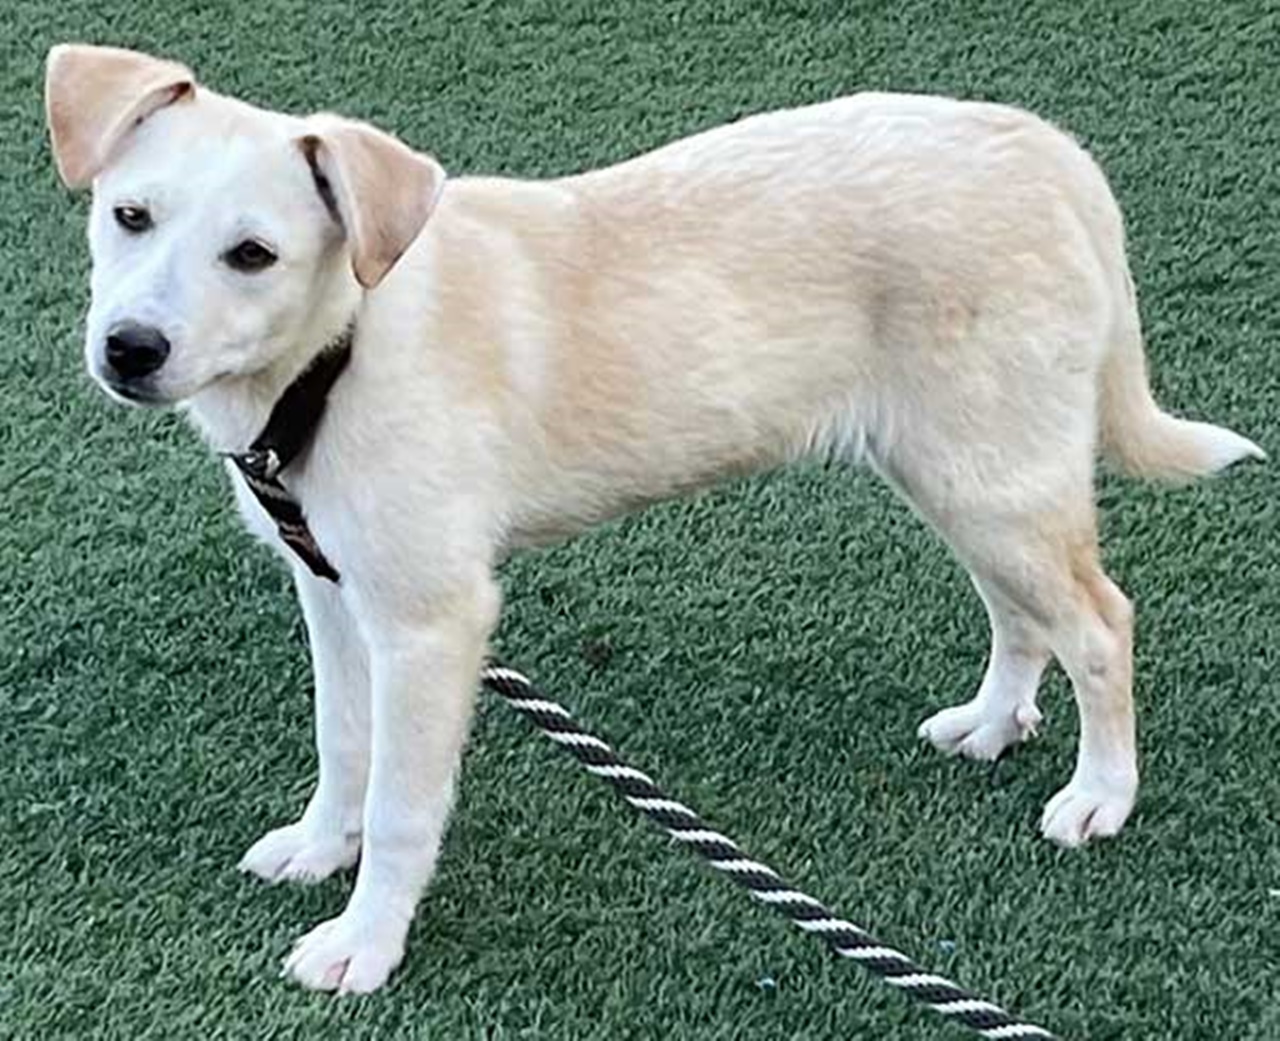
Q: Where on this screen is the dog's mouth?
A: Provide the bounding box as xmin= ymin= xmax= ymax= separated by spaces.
xmin=98 ymin=375 xmax=173 ymax=408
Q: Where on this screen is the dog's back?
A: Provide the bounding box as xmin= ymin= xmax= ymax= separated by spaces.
xmin=420 ymin=95 xmax=1258 ymax=540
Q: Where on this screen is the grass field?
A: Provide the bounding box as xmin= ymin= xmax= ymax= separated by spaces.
xmin=2 ymin=2 xmax=1278 ymax=1038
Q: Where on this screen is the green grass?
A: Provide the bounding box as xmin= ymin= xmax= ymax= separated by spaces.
xmin=2 ymin=2 xmax=1278 ymax=1038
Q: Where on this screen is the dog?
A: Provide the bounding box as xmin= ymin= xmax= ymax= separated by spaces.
xmin=45 ymin=43 xmax=1261 ymax=994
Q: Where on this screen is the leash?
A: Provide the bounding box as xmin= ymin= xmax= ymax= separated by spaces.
xmin=480 ymin=661 xmax=1057 ymax=1040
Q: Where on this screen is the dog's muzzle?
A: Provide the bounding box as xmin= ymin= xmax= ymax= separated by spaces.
xmin=100 ymin=321 xmax=171 ymax=403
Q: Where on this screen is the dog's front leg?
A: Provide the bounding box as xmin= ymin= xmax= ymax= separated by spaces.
xmin=283 ymin=575 xmax=499 ymax=994
xmin=239 ymin=572 xmax=370 ymax=883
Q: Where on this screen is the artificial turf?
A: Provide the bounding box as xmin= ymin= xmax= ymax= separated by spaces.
xmin=2 ymin=1 xmax=1278 ymax=1038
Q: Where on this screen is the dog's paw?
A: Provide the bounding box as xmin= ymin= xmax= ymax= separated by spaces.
xmin=1039 ymin=776 xmax=1136 ymax=847
xmin=282 ymin=911 xmax=407 ymax=994
xmin=238 ymin=821 xmax=360 ymax=884
xmin=917 ymin=700 xmax=1042 ymax=761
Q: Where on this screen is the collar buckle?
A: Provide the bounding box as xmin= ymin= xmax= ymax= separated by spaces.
xmin=237 ymin=447 xmax=282 ymax=481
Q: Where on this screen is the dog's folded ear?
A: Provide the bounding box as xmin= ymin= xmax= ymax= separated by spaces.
xmin=45 ymin=44 xmax=195 ymax=189
xmin=298 ymin=116 xmax=447 ymax=290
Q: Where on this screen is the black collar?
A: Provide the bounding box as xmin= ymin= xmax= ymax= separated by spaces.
xmin=228 ymin=323 xmax=354 ymax=582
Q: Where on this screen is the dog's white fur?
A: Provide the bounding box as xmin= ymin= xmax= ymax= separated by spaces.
xmin=47 ymin=44 xmax=1262 ymax=995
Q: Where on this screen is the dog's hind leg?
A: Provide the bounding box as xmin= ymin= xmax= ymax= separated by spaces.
xmin=1035 ymin=559 xmax=1136 ymax=846
xmin=870 ymin=365 xmax=1137 ymax=844
xmin=918 ymin=580 xmax=1050 ymax=761
xmin=904 ymin=483 xmax=1137 ymax=846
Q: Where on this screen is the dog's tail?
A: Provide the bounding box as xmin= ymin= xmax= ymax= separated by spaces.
xmin=1098 ymin=270 xmax=1263 ymax=482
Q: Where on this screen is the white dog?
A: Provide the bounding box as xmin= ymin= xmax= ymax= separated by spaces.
xmin=46 ymin=43 xmax=1261 ymax=994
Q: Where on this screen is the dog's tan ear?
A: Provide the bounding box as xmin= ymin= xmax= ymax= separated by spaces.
xmin=46 ymin=44 xmax=195 ymax=188
xmin=298 ymin=116 xmax=446 ymax=290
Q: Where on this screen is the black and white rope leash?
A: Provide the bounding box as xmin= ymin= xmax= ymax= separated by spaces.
xmin=480 ymin=661 xmax=1056 ymax=1040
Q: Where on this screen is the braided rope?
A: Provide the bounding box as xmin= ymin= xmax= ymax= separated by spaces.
xmin=480 ymin=661 xmax=1056 ymax=1040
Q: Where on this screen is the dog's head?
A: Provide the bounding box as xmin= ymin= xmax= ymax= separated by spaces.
xmin=45 ymin=44 xmax=446 ymax=406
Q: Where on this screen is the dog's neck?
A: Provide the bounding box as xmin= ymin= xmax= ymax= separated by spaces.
xmin=182 ymin=286 xmax=361 ymax=456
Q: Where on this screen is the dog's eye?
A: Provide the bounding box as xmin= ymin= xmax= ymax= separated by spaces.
xmin=113 ymin=205 xmax=153 ymax=233
xmin=224 ymin=239 xmax=278 ymax=273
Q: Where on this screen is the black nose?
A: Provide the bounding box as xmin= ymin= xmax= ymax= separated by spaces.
xmin=105 ymin=323 xmax=170 ymax=380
